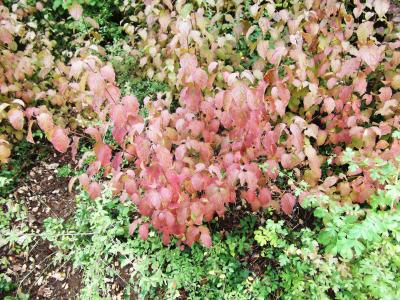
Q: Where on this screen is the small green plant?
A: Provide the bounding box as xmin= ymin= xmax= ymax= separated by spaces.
xmin=254 ymin=212 xmax=400 ymax=299
xmin=0 ymin=273 xmax=14 ymax=295
xmin=0 ymin=198 xmax=32 ymax=251
xmin=56 ymin=164 xmax=74 ymax=178
xmin=42 ymin=188 xmax=266 ymax=299
xmin=0 ymin=196 xmax=34 ymax=298
xmin=42 ymin=186 xmax=133 ymax=299
xmin=0 ymin=141 xmax=33 ymax=197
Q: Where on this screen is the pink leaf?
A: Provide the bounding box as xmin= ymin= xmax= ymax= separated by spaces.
xmin=129 ymin=219 xmax=142 ymax=236
xmin=322 ymin=176 xmax=338 ymax=189
xmin=180 ymin=87 xmax=202 ymax=112
xmin=68 ymin=2 xmax=83 ymax=20
xmin=323 ymin=97 xmax=335 ymax=114
xmin=305 ymin=145 xmax=321 ymax=179
xmin=94 ymin=143 xmax=112 ymax=167
xmin=110 ymin=104 xmax=127 ymax=128
xmin=138 ymin=223 xmax=149 ymax=240
xmin=290 ymin=124 xmax=303 ymax=153
xmin=69 ymin=59 xmax=84 ymax=79
xmin=88 ymin=72 xmax=106 ymax=96
xmin=374 ymin=0 xmax=389 ymax=18
xmin=175 ymin=145 xmax=186 ymax=161
xmin=79 ymin=173 xmax=90 ymax=190
xmin=122 ymin=96 xmax=139 ymax=115
xmin=37 ymin=113 xmax=54 ymax=133
xmin=88 ymin=182 xmax=101 ymax=199
xmin=358 ymin=45 xmax=383 ymax=71
xmin=199 ymin=226 xmax=212 ymax=248
xmin=267 ymin=44 xmax=288 ymax=65
xmin=257 ymin=40 xmax=269 ymax=60
xmin=353 ymin=74 xmax=367 ymax=95
xmin=85 ymin=127 xmax=102 ymax=143
xmin=27 ymin=120 xmax=34 ymax=143
xmin=156 ymin=146 xmax=172 ymax=171
xmin=8 ymin=109 xmax=24 ymax=131
xmin=100 ymin=64 xmax=116 ymax=83
xmin=192 ymin=68 xmax=208 ymax=89
xmin=71 ymin=137 xmax=80 ymax=162
xmin=259 ymin=188 xmax=272 ymax=206
xmin=51 ymin=127 xmax=70 ymax=153
xmin=0 ymin=30 xmax=13 ymax=45
xmin=125 ymin=178 xmax=137 ymax=195
xmin=186 ymin=226 xmax=200 ymax=246
xmin=111 ymin=151 xmax=123 ymax=171
xmin=264 ymin=160 xmax=279 ymax=180
xmin=191 ymin=173 xmax=204 ymax=191
xmin=148 ymin=190 xmax=161 ymax=210
xmin=281 ymin=193 xmax=296 ymax=215
xmin=112 ymin=127 xmax=127 ymax=145
xmin=337 ymin=58 xmax=360 ymax=79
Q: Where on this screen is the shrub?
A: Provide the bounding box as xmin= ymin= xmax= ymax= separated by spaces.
xmin=1 ymin=0 xmax=400 ymax=247
xmin=75 ymin=0 xmax=400 ymax=246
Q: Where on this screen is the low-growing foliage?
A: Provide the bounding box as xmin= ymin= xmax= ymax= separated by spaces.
xmin=0 ymin=195 xmax=33 ymax=299
xmin=42 ymin=188 xmax=258 ymax=299
xmin=41 ymin=153 xmax=400 ymax=299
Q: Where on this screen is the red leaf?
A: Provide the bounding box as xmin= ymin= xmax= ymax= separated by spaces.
xmin=129 ymin=219 xmax=142 ymax=236
xmin=191 ymin=173 xmax=204 ymax=191
xmin=85 ymin=127 xmax=102 ymax=143
xmin=138 ymin=223 xmax=149 ymax=240
xmin=79 ymin=173 xmax=90 ymax=190
xmin=51 ymin=127 xmax=70 ymax=153
xmin=281 ymin=193 xmax=296 ymax=215
xmin=199 ymin=226 xmax=212 ymax=248
xmin=122 ymin=96 xmax=139 ymax=115
xmin=110 ymin=104 xmax=127 ymax=128
xmin=94 ymin=143 xmax=112 ymax=167
xmin=125 ymin=178 xmax=137 ymax=195
xmin=88 ymin=182 xmax=101 ymax=199
xmin=71 ymin=137 xmax=80 ymax=162
xmin=186 ymin=226 xmax=200 ymax=246
xmin=111 ymin=151 xmax=123 ymax=171
xmin=259 ymin=188 xmax=272 ymax=207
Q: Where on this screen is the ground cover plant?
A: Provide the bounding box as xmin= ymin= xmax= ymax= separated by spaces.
xmin=1 ymin=0 xmax=400 ymax=298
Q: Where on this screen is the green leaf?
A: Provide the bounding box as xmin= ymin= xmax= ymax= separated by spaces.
xmin=180 ymin=3 xmax=193 ymax=18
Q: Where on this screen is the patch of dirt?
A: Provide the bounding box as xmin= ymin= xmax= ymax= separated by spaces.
xmin=0 ymin=151 xmax=83 ymax=299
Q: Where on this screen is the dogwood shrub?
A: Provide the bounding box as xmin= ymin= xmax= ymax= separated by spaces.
xmin=1 ymin=0 xmax=400 ymax=247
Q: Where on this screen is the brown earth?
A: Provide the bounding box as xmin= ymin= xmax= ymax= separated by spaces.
xmin=0 ymin=152 xmax=83 ymax=300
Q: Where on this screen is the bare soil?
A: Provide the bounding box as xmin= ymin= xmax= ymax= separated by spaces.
xmin=0 ymin=152 xmax=82 ymax=299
